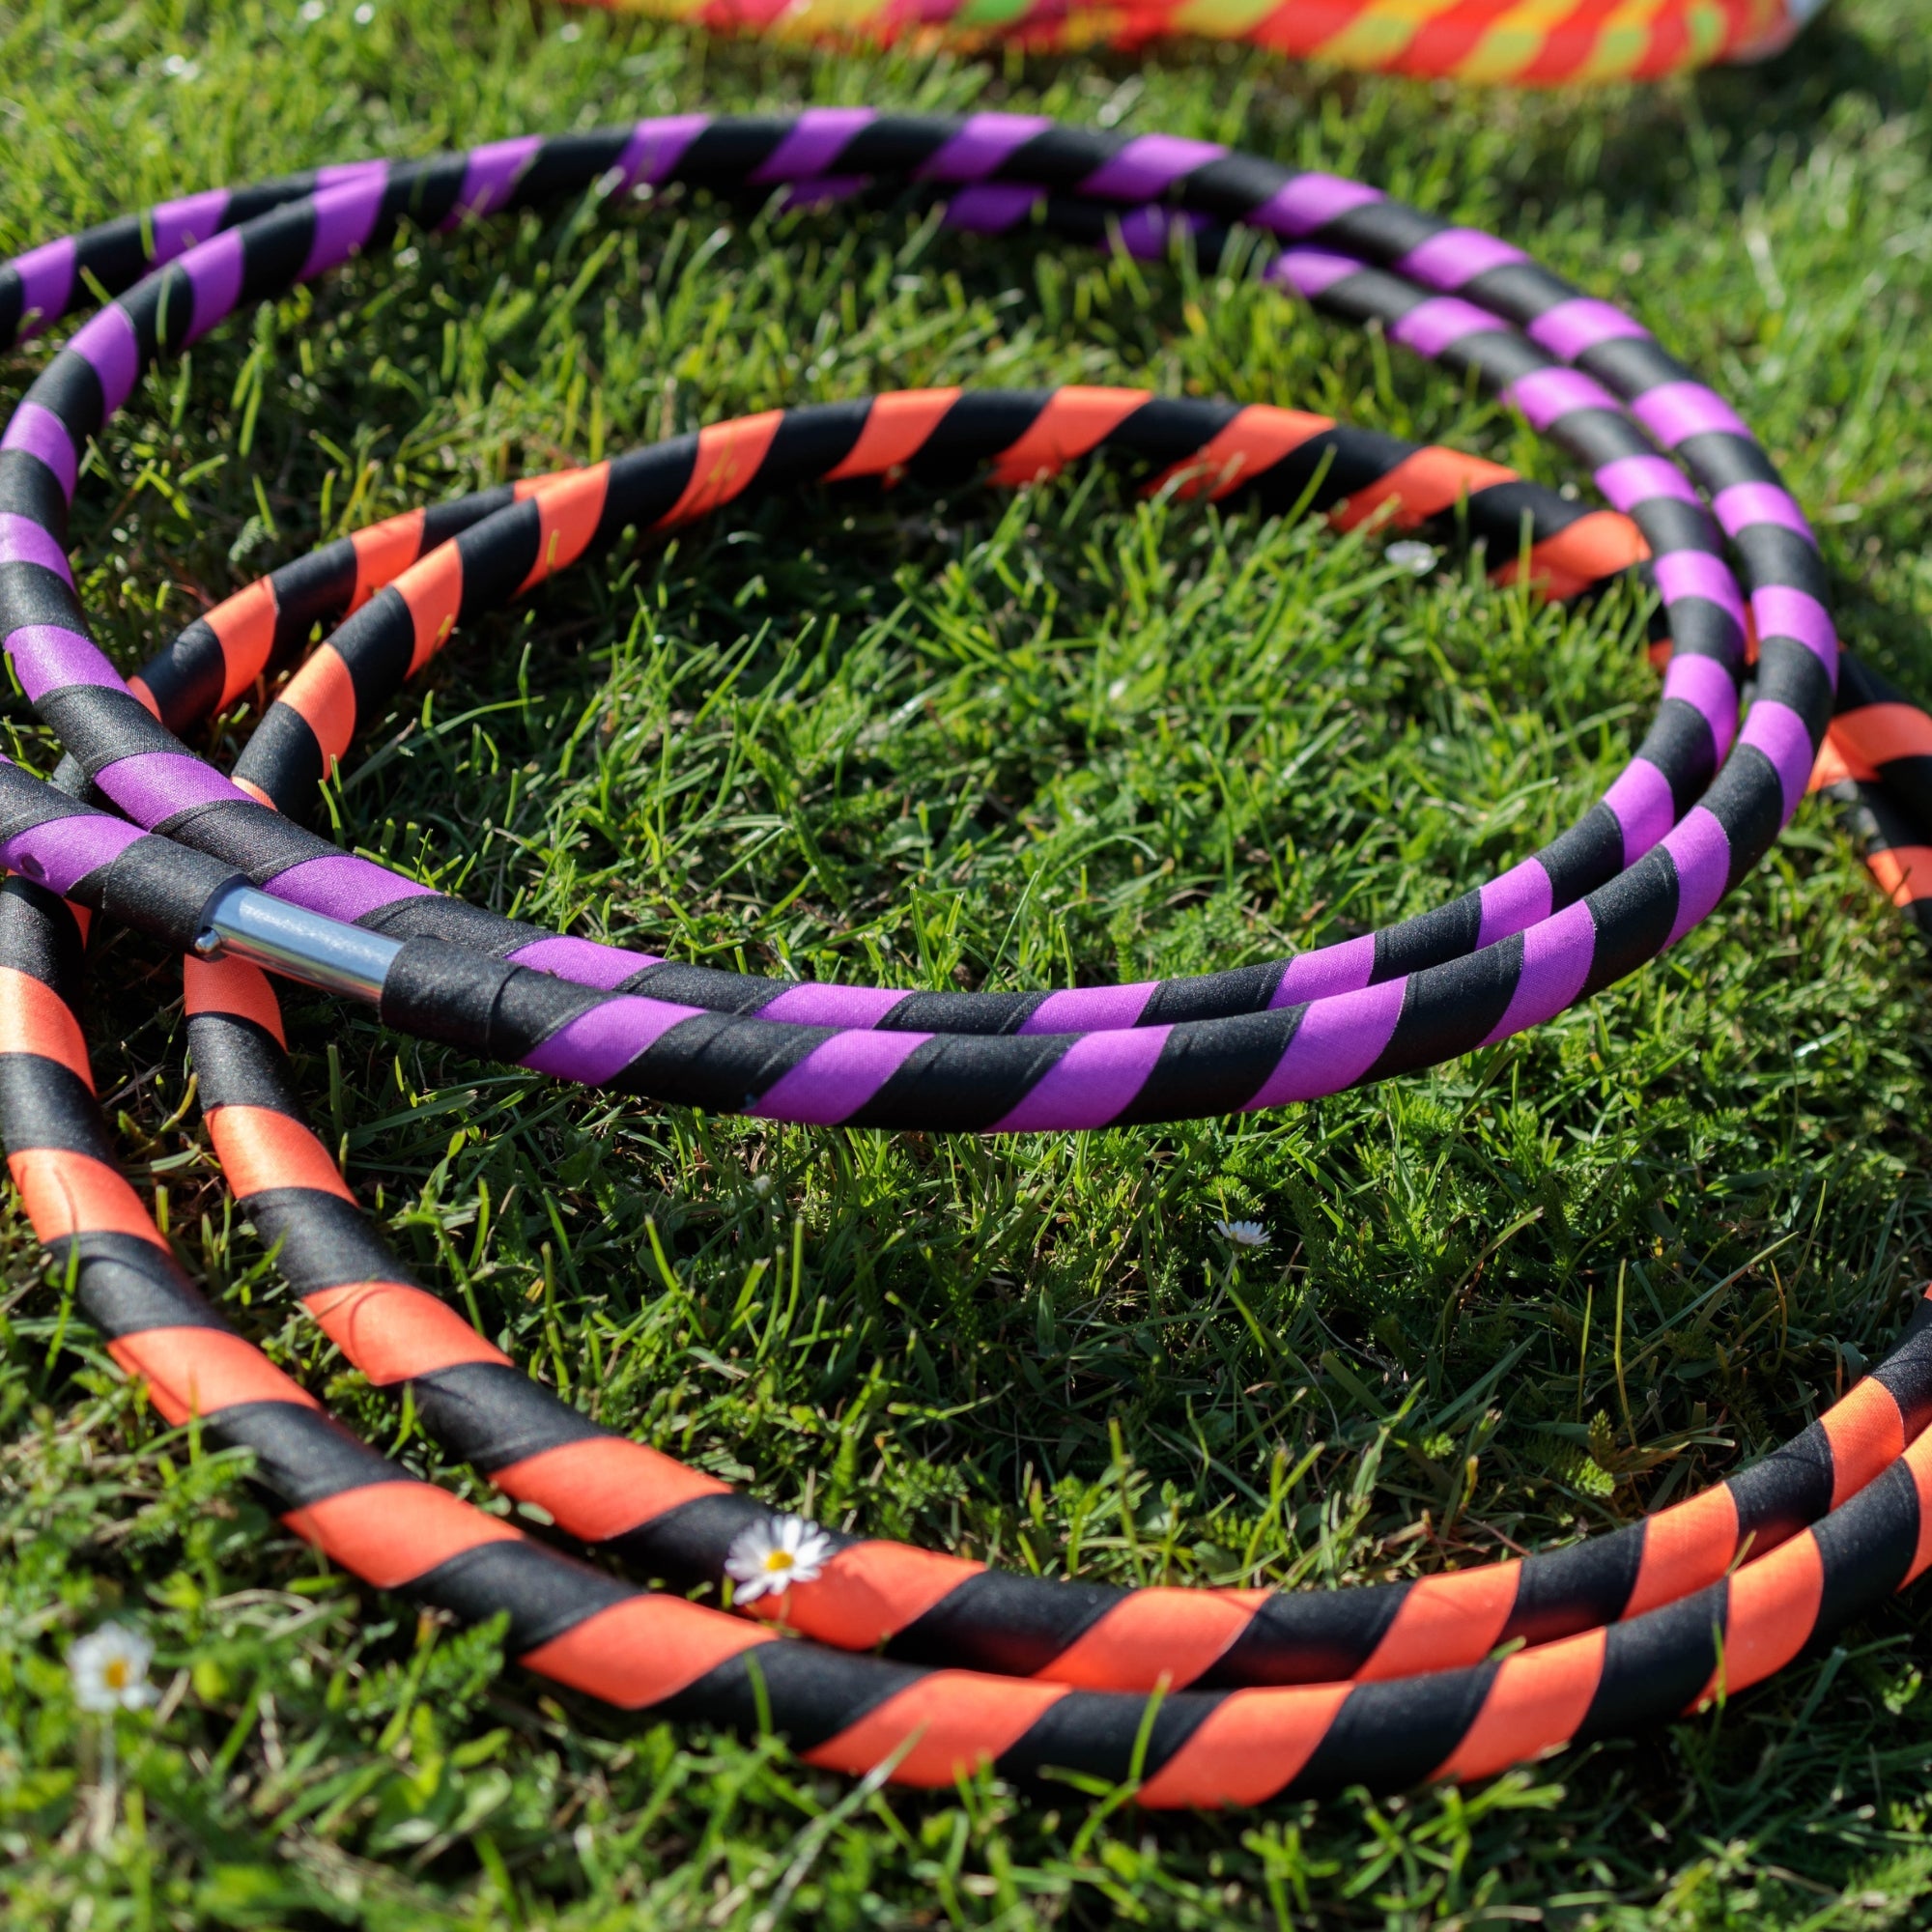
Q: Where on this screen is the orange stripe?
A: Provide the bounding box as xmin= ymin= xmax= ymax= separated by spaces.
xmin=303 ymin=1278 xmax=510 ymax=1382
xmin=748 ymin=1540 xmax=984 ymax=1647
xmin=108 ymin=1325 xmax=318 ymax=1427
xmin=655 ymin=413 xmax=784 ymax=529
xmin=805 ymin=1672 xmax=1069 ymax=1788
xmin=207 ymin=1103 xmax=355 ymax=1203
xmin=1494 ymin=509 xmax=1650 ymax=601
xmin=207 ymin=576 xmax=282 ymax=708
xmin=0 ymin=970 xmax=92 ymax=1084
xmin=183 ymin=955 xmax=287 ymax=1043
xmin=983 ymin=386 xmax=1148 ymax=489
xmin=285 ymin=1480 xmax=520 ymax=1590
xmin=1435 ymin=1627 xmax=1606 ymax=1782
xmin=1033 ymin=1586 xmax=1268 ymax=1690
xmin=1135 ymin=1682 xmax=1350 ymax=1808
xmin=1356 ymin=1562 xmax=1519 ymax=1679
xmin=351 ymin=509 xmax=427 ymax=611
xmin=1151 ymin=404 xmax=1333 ymax=501
xmin=511 ymin=465 xmax=582 ymax=501
xmin=1329 ymin=446 xmax=1518 ymax=534
xmin=491 ymin=1436 xmax=728 ymax=1542
xmin=823 ymin=389 xmax=960 ymax=482
xmin=1863 ymin=845 xmax=1932 ymax=909
xmin=233 ymin=775 xmax=277 ymax=809
xmin=9 ymin=1148 xmax=166 ymax=1248
xmin=275 ymin=643 xmax=357 ymax=775
xmin=1810 ymin=732 xmax=1880 ymax=790
xmin=1702 ymin=1535 xmax=1823 ymax=1703
xmin=1821 ymin=1376 xmax=1907 ymax=1510
xmin=516 ymin=463 xmax=611 ymax=596
xmin=126 ymin=675 xmax=163 ymax=722
xmin=1831 ymin=702 xmax=1932 ymax=771
xmin=398 ymin=541 xmax=465 ymax=677
xmin=1623 ymin=1481 xmax=1740 ymax=1620
xmin=522 ymin=1594 xmax=774 ymax=1705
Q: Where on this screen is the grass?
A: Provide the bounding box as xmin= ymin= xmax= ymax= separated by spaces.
xmin=3 ymin=0 xmax=1932 ymax=1922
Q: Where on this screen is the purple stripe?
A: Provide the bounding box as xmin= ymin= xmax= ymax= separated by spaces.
xmin=95 ymin=752 xmax=251 ymax=825
xmin=1248 ymin=978 xmax=1406 ymax=1109
xmin=0 ymin=512 xmax=71 ymax=583
xmin=1019 ymin=981 xmax=1158 ymax=1036
xmin=11 ymin=238 xmax=76 ymax=336
xmin=1251 ymin=174 xmax=1382 ymax=240
xmin=946 ymin=185 xmax=1041 ymax=235
xmin=317 ymin=159 xmax=388 ymax=189
xmin=1713 ymin=482 xmax=1815 ymax=544
xmin=1273 ymin=933 xmax=1376 ymax=1007
xmin=1750 ymin=586 xmax=1836 ymax=674
xmin=916 ymin=113 xmax=1051 ymax=185
xmin=1652 ymin=549 xmax=1747 ymax=628
xmin=2 ymin=812 xmax=144 ymax=896
xmin=614 ymin=115 xmax=709 ymax=190
xmin=7 ymin=624 xmax=119 ymax=702
xmin=1482 ymin=899 xmax=1595 ymax=1045
xmin=1114 ymin=209 xmax=1207 ymax=262
xmin=1475 ymin=859 xmax=1554 ymax=951
xmin=780 ymin=177 xmax=867 ymax=215
xmin=1505 ymin=367 xmax=1621 ymax=432
xmin=505 ymin=934 xmax=662 ymax=989
xmin=70 ymin=304 xmax=140 ymax=416
xmin=1389 ymin=297 xmax=1501 ymax=359
xmin=1526 ymin=298 xmax=1649 ymax=362
xmin=1266 ymin=248 xmax=1364 ymax=300
xmin=992 ymin=1026 xmax=1173 ymax=1132
xmin=1593 ymin=454 xmax=1701 ymax=514
xmin=1631 ymin=382 xmax=1749 ymax=447
xmin=301 ymin=175 xmax=386 ymax=281
xmin=444 ymin=135 xmax=543 ymax=226
xmin=183 ymin=229 xmax=245 ymax=347
xmin=1662 ymin=807 xmax=1732 ymax=948
xmin=521 ymin=995 xmax=701 ymax=1086
xmin=758 ymin=981 xmax=907 ymax=1028
xmin=151 ymin=187 xmax=230 ymax=266
xmin=269 ymin=853 xmax=436 ymax=923
xmin=1660 ymin=650 xmax=1740 ymax=754
xmin=750 ymin=109 xmax=876 ymax=187
xmin=1738 ymin=698 xmax=1815 ymax=821
xmin=0 ymin=404 xmax=76 ymax=500
xmin=1079 ymin=135 xmax=1225 ymax=203
xmin=753 ymin=1030 xmax=929 ymax=1125
xmin=1395 ymin=229 xmax=1529 ymax=292
xmin=1604 ymin=757 xmax=1675 ymax=865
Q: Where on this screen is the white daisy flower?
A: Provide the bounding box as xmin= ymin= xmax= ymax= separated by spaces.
xmin=70 ymin=1624 xmax=156 ymax=1714
xmin=1214 ymin=1218 xmax=1270 ymax=1249
xmin=724 ymin=1514 xmax=835 ymax=1603
xmin=1385 ymin=540 xmax=1438 ymax=576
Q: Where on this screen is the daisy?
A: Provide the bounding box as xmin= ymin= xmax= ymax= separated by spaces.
xmin=70 ymin=1624 xmax=156 ymax=1714
xmin=724 ymin=1514 xmax=835 ymax=1604
xmin=1214 ymin=1218 xmax=1270 ymax=1249
xmin=1385 ymin=540 xmax=1438 ymax=576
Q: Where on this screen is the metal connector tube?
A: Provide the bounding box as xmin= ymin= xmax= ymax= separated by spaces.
xmin=192 ymin=881 xmax=402 ymax=1004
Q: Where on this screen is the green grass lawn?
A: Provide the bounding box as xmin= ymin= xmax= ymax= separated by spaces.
xmin=4 ymin=0 xmax=1932 ymax=1923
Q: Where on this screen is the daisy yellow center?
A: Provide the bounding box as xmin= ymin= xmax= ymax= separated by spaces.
xmin=104 ymin=1658 xmax=129 ymax=1690
xmin=762 ymin=1549 xmax=796 ymax=1574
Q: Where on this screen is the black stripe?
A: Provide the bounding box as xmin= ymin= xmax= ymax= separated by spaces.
xmin=993 ymin=1686 xmax=1213 ymax=1788
xmin=1111 ymin=1004 xmax=1302 ymax=1126
xmin=186 ymin=1012 xmax=299 ymax=1114
xmin=1287 ymin=1665 xmax=1498 ymax=1799
xmin=1500 ymin=1522 xmax=1643 ymax=1646
xmin=884 ymin=1569 xmax=1119 ymax=1675
xmin=1367 ymin=932 xmax=1522 ymax=1084
xmin=242 ymin=1189 xmax=412 ymax=1297
xmin=1573 ymin=1581 xmax=1726 ymax=1746
xmin=419 ymin=1538 xmax=636 ymax=1655
xmin=410 ymin=1360 xmax=606 ymax=1467
xmin=1195 ymin=1581 xmax=1409 ymax=1689
xmin=845 ymin=1031 xmax=1071 ymax=1132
